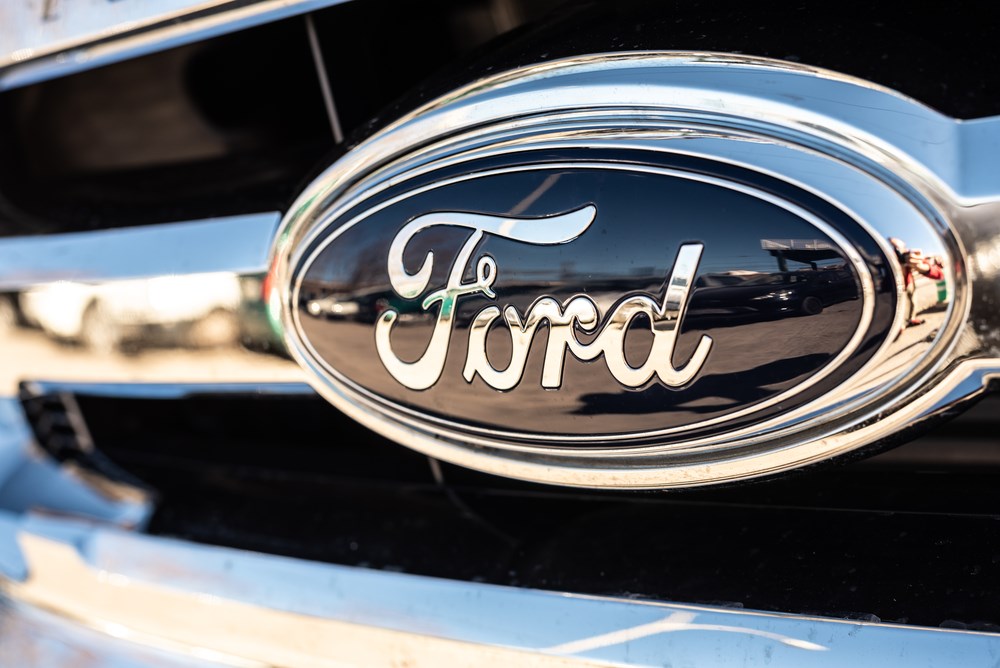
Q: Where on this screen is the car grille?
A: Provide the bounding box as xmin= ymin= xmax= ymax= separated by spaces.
xmin=2 ymin=1 xmax=1000 ymax=665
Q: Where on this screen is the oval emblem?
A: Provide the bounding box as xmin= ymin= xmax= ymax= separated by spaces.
xmin=293 ymin=159 xmax=891 ymax=440
xmin=274 ymin=54 xmax=964 ymax=488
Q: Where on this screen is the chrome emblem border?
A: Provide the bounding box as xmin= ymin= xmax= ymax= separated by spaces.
xmin=272 ymin=52 xmax=994 ymax=489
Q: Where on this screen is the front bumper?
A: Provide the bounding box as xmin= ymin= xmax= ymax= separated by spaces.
xmin=4 ymin=509 xmax=1000 ymax=667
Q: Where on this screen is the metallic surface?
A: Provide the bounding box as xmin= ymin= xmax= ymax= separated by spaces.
xmin=0 ymin=600 xmax=222 ymax=668
xmin=0 ymin=212 xmax=280 ymax=289
xmin=3 ymin=510 xmax=1000 ymax=667
xmin=0 ymin=0 xmax=352 ymax=91
xmin=0 ymin=213 xmax=302 ymax=394
xmin=273 ymin=52 xmax=994 ymax=488
xmin=0 ymin=397 xmax=148 ymax=535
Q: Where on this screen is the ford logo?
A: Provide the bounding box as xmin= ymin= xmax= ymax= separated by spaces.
xmin=375 ymin=203 xmax=711 ymax=391
xmin=291 ymin=159 xmax=890 ymax=438
xmin=274 ymin=54 xmax=965 ymax=488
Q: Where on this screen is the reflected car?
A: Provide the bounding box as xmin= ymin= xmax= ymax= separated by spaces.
xmin=19 ymin=273 xmax=242 ymax=352
xmin=689 ymin=268 xmax=858 ymax=324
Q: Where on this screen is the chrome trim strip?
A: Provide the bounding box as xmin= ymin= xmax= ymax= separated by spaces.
xmin=0 ymin=213 xmax=280 ymax=290
xmin=2 ymin=511 xmax=1000 ymax=667
xmin=0 ymin=214 xmax=305 ymax=394
xmin=0 ymin=599 xmax=221 ymax=668
xmin=20 ymin=381 xmax=313 ymax=400
xmin=0 ymin=0 xmax=352 ymax=91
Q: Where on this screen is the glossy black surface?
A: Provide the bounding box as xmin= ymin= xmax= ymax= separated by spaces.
xmin=297 ymin=150 xmax=895 ymax=440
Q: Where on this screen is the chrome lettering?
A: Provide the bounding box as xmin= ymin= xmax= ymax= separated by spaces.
xmin=375 ymin=206 xmax=712 ymax=390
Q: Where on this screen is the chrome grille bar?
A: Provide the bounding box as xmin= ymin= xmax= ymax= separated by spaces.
xmin=0 ymin=0 xmax=352 ymax=91
xmin=0 ymin=213 xmax=305 ymax=394
xmin=0 ymin=213 xmax=279 ymax=289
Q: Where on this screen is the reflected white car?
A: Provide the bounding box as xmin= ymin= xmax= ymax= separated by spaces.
xmin=19 ymin=272 xmax=242 ymax=352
